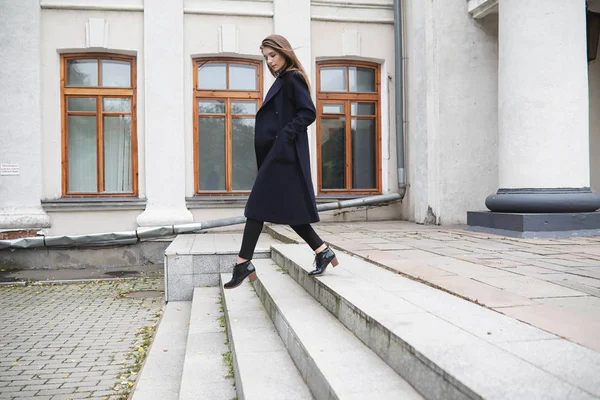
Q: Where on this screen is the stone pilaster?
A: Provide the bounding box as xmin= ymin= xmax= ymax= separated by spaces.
xmin=0 ymin=0 xmax=51 ymax=230
xmin=136 ymin=0 xmax=193 ymax=227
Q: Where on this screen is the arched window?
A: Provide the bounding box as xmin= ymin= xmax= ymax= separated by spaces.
xmin=193 ymin=58 xmax=263 ymax=194
xmin=316 ymin=61 xmax=381 ymax=194
xmin=61 ymin=53 xmax=138 ymax=196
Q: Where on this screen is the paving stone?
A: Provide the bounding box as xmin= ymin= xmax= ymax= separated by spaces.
xmin=22 ymin=383 xmax=60 ymax=392
xmin=497 ymin=303 xmax=600 ymax=351
xmin=427 ymin=275 xmax=536 ymax=307
xmin=538 ymin=296 xmax=600 ymax=320
xmin=473 ymin=276 xmax=587 ymax=298
xmin=497 ymin=339 xmax=600 ymax=397
xmin=0 ymin=278 xmax=163 ymax=399
xmin=5 ymin=392 xmax=41 ymax=398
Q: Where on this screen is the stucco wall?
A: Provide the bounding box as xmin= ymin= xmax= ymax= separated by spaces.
xmin=39 ymin=9 xmax=144 ymax=234
xmin=311 ymin=21 xmax=396 ymax=196
xmin=40 ymin=9 xmax=145 ymax=200
xmin=0 ymin=1 xmax=50 ymax=228
xmin=589 ymin=59 xmax=600 ymax=193
xmin=404 ymin=2 xmax=498 ymax=224
xmin=183 ymin=14 xmax=274 ymax=198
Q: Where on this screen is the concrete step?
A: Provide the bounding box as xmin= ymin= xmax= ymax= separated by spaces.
xmin=220 ymin=274 xmax=313 ymax=400
xmin=165 ymin=233 xmax=279 ymax=301
xmin=252 ymin=258 xmax=424 ymax=400
xmin=271 ymin=244 xmax=600 ymax=400
xmin=179 ymin=287 xmax=236 ymax=400
xmin=132 ymin=301 xmax=191 ymax=400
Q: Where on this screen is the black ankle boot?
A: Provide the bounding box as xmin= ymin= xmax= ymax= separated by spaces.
xmin=224 ymin=260 xmax=257 ymax=289
xmin=308 ymin=247 xmax=339 ymax=276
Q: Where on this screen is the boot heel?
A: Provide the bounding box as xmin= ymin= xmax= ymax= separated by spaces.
xmin=331 ymin=257 xmax=339 ymax=267
xmin=248 ymin=271 xmax=258 ymax=281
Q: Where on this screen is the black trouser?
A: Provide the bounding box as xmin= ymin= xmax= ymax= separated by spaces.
xmin=239 ymin=218 xmax=324 ymax=260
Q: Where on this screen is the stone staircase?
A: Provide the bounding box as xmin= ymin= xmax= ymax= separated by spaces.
xmin=131 ymin=233 xmax=600 ymax=400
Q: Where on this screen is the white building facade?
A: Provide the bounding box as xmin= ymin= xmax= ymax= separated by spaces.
xmin=1 ymin=0 xmax=599 ymax=236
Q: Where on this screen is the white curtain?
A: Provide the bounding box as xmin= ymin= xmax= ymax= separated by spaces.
xmin=104 ymin=115 xmax=132 ymax=192
xmin=68 ymin=115 xmax=97 ymax=192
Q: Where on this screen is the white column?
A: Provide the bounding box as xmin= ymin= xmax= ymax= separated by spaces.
xmin=273 ymin=0 xmax=312 ymax=81
xmin=0 ymin=0 xmax=50 ymax=229
xmin=137 ymin=0 xmax=193 ymax=226
xmin=273 ymin=0 xmax=315 ymax=191
xmin=487 ymin=0 xmax=600 ymax=213
xmin=498 ymin=0 xmax=589 ymax=190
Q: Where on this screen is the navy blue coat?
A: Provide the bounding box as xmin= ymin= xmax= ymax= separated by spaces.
xmin=244 ymin=70 xmax=319 ymax=225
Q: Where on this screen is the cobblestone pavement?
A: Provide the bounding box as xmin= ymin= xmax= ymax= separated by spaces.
xmin=270 ymin=221 xmax=600 ymax=351
xmin=0 ymin=278 xmax=164 ymax=400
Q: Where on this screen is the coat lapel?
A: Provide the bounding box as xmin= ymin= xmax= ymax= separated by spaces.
xmin=259 ymin=77 xmax=284 ymax=112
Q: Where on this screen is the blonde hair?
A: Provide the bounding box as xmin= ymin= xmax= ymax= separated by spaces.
xmin=260 ymin=34 xmax=311 ymax=91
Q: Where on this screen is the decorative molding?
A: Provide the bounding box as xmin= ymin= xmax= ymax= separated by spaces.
xmin=311 ymin=1 xmax=394 ymax=24
xmin=312 ymin=15 xmax=394 ymax=24
xmin=342 ymin=28 xmax=361 ymax=56
xmin=219 ymin=24 xmax=239 ymax=53
xmin=467 ymin=0 xmax=499 ymax=19
xmin=40 ymin=0 xmax=143 ymax=11
xmin=312 ymin=0 xmax=393 ymax=10
xmin=41 ymin=198 xmax=147 ymax=212
xmin=85 ymin=18 xmax=108 ymax=49
xmin=184 ymin=0 xmax=274 ymax=18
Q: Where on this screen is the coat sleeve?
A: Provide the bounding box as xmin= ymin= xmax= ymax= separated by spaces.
xmin=280 ymin=71 xmax=316 ymax=141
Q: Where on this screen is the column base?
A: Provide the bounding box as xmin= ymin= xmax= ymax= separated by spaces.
xmin=0 ymin=207 xmax=51 ymax=229
xmin=466 ymin=211 xmax=600 ymax=238
xmin=136 ymin=206 xmax=194 ymax=227
xmin=485 ymin=188 xmax=600 ymax=213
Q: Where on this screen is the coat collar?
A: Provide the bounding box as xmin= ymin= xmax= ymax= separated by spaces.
xmin=259 ymin=71 xmax=291 ymax=111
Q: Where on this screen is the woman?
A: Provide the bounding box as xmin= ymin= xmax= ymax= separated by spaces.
xmin=224 ymin=34 xmax=338 ymax=289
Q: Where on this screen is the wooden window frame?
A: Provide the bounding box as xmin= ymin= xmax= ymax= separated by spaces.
xmin=316 ymin=61 xmax=382 ymax=194
xmin=193 ymin=57 xmax=263 ymax=195
xmin=60 ymin=53 xmax=138 ymax=197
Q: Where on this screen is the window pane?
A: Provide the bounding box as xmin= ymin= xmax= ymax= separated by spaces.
xmin=68 ymin=115 xmax=97 ymax=192
xmin=232 ymin=117 xmax=257 ymax=190
xmin=349 ymin=67 xmax=375 ymax=92
xmin=68 ymin=97 xmax=96 ymax=112
xmin=230 ymin=64 xmax=257 ymax=90
xmin=323 ymin=104 xmax=344 ymax=114
xmin=351 ymin=118 xmax=376 ymax=189
xmin=198 ymin=63 xmax=226 ymax=89
xmin=101 ymin=60 xmax=131 ymax=87
xmin=351 ymin=102 xmax=376 ymax=116
xmin=199 ymin=117 xmax=226 ymax=190
xmin=199 ymin=100 xmax=225 ymax=114
xmin=103 ymin=98 xmax=131 ymax=113
xmin=104 ymin=116 xmax=132 ymax=192
xmin=321 ymin=118 xmax=346 ymax=189
xmin=320 ymin=67 xmax=347 ymax=92
xmin=232 ymin=100 xmax=257 ymax=115
xmin=67 ymin=60 xmax=98 ymax=86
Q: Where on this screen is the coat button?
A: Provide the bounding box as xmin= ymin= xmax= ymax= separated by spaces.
xmin=275 ymin=111 xmax=279 ymax=114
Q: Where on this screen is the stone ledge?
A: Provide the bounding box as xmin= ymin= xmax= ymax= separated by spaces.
xmin=467 ymin=0 xmax=498 ymax=19
xmin=466 ymin=211 xmax=600 ymax=238
xmin=42 ymin=197 xmax=146 ymax=212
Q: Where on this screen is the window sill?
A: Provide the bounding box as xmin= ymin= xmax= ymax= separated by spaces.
xmin=186 ymin=195 xmax=249 ymax=209
xmin=185 ymin=194 xmax=380 ymax=209
xmin=41 ymin=197 xmax=147 ymax=212
xmin=315 ymin=194 xmax=380 ymax=203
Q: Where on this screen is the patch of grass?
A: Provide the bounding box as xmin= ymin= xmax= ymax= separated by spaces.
xmin=275 ymin=267 xmax=289 ymax=275
xmin=217 ymin=294 xmax=234 ymax=382
xmin=222 ymin=350 xmax=234 ymax=379
xmin=111 ymin=324 xmax=157 ymax=399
